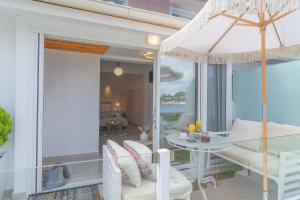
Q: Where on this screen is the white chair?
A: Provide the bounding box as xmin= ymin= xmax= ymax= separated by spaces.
xmin=103 ymin=145 xmax=192 ymax=200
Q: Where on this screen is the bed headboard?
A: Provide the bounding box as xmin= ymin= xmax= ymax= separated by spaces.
xmin=100 ymin=102 xmax=112 ymax=112
xmin=103 ymin=145 xmax=122 ymax=200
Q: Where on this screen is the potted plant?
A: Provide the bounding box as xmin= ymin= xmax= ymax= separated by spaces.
xmin=0 ymin=108 xmax=12 ymax=147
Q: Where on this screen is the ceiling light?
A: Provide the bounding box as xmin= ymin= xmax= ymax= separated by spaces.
xmin=147 ymin=35 xmax=161 ymax=46
xmin=144 ymin=51 xmax=155 ymax=59
xmin=114 ymin=61 xmax=124 ymax=76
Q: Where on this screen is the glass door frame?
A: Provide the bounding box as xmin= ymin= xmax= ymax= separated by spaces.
xmin=153 ymin=52 xmax=208 ymax=151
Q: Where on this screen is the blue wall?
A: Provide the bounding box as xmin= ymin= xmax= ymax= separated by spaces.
xmin=233 ymin=60 xmax=300 ymax=126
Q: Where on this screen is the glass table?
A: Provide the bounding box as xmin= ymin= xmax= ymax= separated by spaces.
xmin=165 ymin=133 xmax=232 ymax=200
xmin=106 ymin=121 xmax=122 ymax=135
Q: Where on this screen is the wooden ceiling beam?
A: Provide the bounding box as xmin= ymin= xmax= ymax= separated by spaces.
xmin=45 ymin=38 xmax=110 ymax=55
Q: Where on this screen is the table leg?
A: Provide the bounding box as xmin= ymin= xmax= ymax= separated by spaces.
xmin=189 ymin=151 xmax=217 ymax=200
xmin=197 ymin=151 xmax=208 ymax=200
xmin=198 ymin=152 xmax=217 ymax=188
xmin=195 ymin=152 xmax=218 ymax=200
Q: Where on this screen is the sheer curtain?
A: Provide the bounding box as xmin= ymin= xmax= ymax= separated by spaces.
xmin=207 ymin=64 xmax=227 ymax=132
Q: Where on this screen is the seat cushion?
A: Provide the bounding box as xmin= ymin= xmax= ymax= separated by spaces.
xmin=123 ymin=140 xmax=155 ymax=181
xmin=122 ymin=166 xmax=192 ymax=200
xmin=107 ymin=140 xmax=142 ymax=187
xmin=267 ymin=134 xmax=300 ymax=156
xmin=217 ymin=145 xmax=279 ymax=177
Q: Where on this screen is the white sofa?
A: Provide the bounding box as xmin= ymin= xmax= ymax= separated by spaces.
xmin=215 ymin=119 xmax=300 ymax=200
xmin=103 ymin=145 xmax=192 ymax=200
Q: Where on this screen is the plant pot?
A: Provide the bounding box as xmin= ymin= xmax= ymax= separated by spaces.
xmin=140 ymin=131 xmax=148 ymax=143
xmin=147 ymin=132 xmax=153 ymax=140
xmin=0 ymin=137 xmax=11 ymax=157
xmin=200 ymin=135 xmax=210 ymax=143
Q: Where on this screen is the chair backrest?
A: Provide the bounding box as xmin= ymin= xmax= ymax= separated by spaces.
xmin=103 ymin=145 xmax=122 ymax=200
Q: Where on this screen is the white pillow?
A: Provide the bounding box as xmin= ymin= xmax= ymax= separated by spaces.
xmin=123 ymin=140 xmax=152 ymax=162
xmin=123 ymin=140 xmax=156 ymax=181
xmin=230 ymin=118 xmax=261 ymax=141
xmin=230 ymin=119 xmax=262 ymax=151
xmin=268 ymin=122 xmax=300 ymax=138
xmin=107 ymin=140 xmax=141 ymax=187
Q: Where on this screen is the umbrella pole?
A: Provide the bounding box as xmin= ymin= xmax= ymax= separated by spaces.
xmin=260 ymin=24 xmax=269 ymax=200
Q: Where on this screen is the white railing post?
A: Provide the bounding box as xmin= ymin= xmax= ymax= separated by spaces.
xmin=156 ymin=149 xmax=170 ymax=200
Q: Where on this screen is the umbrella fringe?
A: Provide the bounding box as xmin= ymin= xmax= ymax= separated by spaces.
xmin=162 ymin=45 xmax=300 ymax=64
xmin=161 ymin=0 xmax=300 ymax=58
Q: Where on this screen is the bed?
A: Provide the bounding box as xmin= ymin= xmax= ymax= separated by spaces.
xmin=214 ymin=119 xmax=300 ymax=200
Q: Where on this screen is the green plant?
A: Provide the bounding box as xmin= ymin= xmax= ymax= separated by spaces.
xmin=0 ymin=108 xmax=12 ymax=146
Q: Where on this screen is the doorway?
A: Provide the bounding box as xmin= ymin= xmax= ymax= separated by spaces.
xmin=39 ymin=36 xmax=155 ymax=192
xmin=99 ymin=60 xmax=153 ymax=151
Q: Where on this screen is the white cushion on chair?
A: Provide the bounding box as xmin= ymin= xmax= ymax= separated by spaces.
xmin=230 ymin=119 xmax=262 ymax=151
xmin=268 ymin=122 xmax=300 ymax=138
xmin=122 ymin=166 xmax=192 ymax=200
xmin=123 ymin=140 xmax=155 ymax=181
xmin=230 ymin=118 xmax=261 ymax=141
xmin=123 ymin=140 xmax=152 ymax=162
xmin=267 ymin=122 xmax=300 ymax=156
xmin=107 ymin=140 xmax=142 ymax=187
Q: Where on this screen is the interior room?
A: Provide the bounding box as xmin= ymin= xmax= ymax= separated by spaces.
xmin=99 ymin=60 xmax=153 ymax=149
xmin=40 ymin=37 xmax=154 ymax=191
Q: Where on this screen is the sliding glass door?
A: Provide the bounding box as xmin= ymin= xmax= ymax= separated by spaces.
xmin=158 ymin=56 xmax=198 ymax=148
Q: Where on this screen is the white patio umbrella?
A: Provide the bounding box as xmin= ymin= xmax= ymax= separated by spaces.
xmin=161 ymin=0 xmax=300 ymax=199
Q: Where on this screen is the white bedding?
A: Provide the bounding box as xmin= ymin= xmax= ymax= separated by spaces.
xmin=122 ymin=167 xmax=192 ymax=200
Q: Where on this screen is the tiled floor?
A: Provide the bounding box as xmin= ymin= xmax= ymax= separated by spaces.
xmin=40 ymin=124 xmax=141 ymax=193
xmin=99 ymin=123 xmax=141 ymax=154
xmin=191 ymin=173 xmax=277 ymax=200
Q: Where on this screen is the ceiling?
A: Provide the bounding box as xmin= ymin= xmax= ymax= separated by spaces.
xmin=45 ymin=34 xmax=155 ymax=64
xmin=104 ymin=46 xmax=154 ymax=63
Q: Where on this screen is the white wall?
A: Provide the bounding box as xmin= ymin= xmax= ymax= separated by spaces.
xmin=43 ymin=49 xmax=100 ymax=158
xmin=0 ymin=13 xmax=16 ymax=139
xmin=0 ymin=1 xmax=169 ymax=195
xmin=0 ymin=12 xmax=16 ymax=194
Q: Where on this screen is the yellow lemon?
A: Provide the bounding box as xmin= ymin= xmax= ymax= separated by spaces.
xmin=196 ymin=121 xmax=202 ymax=127
xmin=188 ymin=124 xmax=196 ymax=134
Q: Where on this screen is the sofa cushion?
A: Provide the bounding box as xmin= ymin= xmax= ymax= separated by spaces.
xmin=107 ymin=140 xmax=141 ymax=187
xmin=267 ymin=122 xmax=300 ymax=156
xmin=122 ymin=166 xmax=192 ymax=200
xmin=268 ymin=122 xmax=300 ymax=138
xmin=123 ymin=140 xmax=155 ymax=181
xmin=230 ymin=119 xmax=262 ymax=151
xmin=230 ymin=119 xmax=261 ymax=141
xmin=217 ymin=145 xmax=279 ymax=177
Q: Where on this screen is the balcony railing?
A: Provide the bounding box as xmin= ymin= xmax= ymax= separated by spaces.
xmin=103 ymin=0 xmax=205 ymax=19
xmin=1 ymin=134 xmax=300 ymax=200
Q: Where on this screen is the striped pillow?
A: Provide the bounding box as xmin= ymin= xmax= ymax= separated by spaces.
xmin=123 ymin=140 xmax=156 ymax=181
xmin=107 ymin=140 xmax=142 ymax=187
